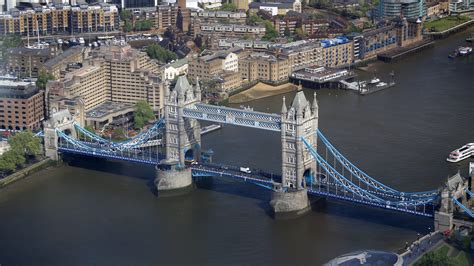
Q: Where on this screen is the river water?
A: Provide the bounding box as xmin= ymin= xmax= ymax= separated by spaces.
xmin=0 ymin=30 xmax=473 ymax=265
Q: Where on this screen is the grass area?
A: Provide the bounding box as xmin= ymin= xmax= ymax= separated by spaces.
xmin=453 ymin=251 xmax=471 ymax=266
xmin=424 ymin=16 xmax=472 ymax=32
xmin=435 ymin=244 xmax=450 ymax=256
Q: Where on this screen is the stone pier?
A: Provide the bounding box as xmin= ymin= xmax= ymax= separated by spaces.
xmin=154 ymin=161 xmax=194 ymax=197
xmin=270 ymin=188 xmax=310 ymax=219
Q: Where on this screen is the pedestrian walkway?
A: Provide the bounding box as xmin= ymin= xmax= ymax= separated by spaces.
xmin=401 ymin=232 xmax=444 ymax=265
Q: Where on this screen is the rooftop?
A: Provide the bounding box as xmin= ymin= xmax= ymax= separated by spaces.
xmin=43 ymin=46 xmax=85 ymax=68
xmin=86 ymin=101 xmax=134 ymax=119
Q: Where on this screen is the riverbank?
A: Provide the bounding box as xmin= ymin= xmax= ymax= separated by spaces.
xmin=0 ymin=159 xmax=56 ymax=188
xmin=228 ymin=82 xmax=297 ymax=104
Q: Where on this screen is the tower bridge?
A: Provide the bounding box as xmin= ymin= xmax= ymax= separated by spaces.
xmin=43 ymin=76 xmax=474 ymax=227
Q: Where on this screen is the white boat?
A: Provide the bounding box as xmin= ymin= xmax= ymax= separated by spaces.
xmin=458 ymin=46 xmax=472 ymax=56
xmin=447 ymin=143 xmax=474 ymax=163
xmin=369 ymin=78 xmax=380 ymax=84
xmin=376 ymin=82 xmax=387 ymax=87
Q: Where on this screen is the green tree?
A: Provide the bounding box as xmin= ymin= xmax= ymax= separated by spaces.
xmin=0 ymin=35 xmax=22 ymax=61
xmin=146 ymin=44 xmax=178 ymax=63
xmin=134 ymin=100 xmax=155 ymax=129
xmin=36 ymin=71 xmax=55 ymax=89
xmin=0 ymin=150 xmax=19 ymax=173
xmin=247 ymin=14 xmax=264 ymax=26
xmin=112 ymin=128 xmax=126 ymax=140
xmin=8 ymin=131 xmax=42 ymax=158
xmin=220 ymin=3 xmax=237 ymax=11
xmin=120 ymin=10 xmax=132 ymax=21
xmin=262 ymin=20 xmax=279 ymax=41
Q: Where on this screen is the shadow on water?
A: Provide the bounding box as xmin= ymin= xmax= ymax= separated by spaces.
xmin=62 ymin=154 xmax=432 ymax=230
xmin=313 ymin=197 xmax=433 ymax=232
xmin=195 ymin=176 xmax=274 ymax=214
xmin=62 ymin=154 xmax=158 ymax=193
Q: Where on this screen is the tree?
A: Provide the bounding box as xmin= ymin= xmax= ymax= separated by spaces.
xmin=0 ymin=152 xmax=17 ymax=173
xmin=134 ymin=101 xmax=155 ymax=129
xmin=247 ymin=14 xmax=264 ymax=26
xmin=36 ymin=71 xmax=55 ymax=89
xmin=146 ymin=44 xmax=178 ymax=63
xmin=0 ymin=35 xmax=22 ymax=61
xmin=262 ymin=21 xmax=279 ymax=41
xmin=112 ymin=128 xmax=126 ymax=140
xmin=8 ymin=131 xmax=42 ymax=158
xmin=284 ymin=26 xmax=291 ymax=37
xmin=220 ymin=3 xmax=237 ymax=11
xmin=120 ymin=10 xmax=132 ymax=21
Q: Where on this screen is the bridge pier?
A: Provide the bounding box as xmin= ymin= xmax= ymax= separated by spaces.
xmin=154 ymin=161 xmax=194 ymax=197
xmin=270 ymin=187 xmax=310 ymax=219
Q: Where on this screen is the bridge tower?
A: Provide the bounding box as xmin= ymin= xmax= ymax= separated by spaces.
xmin=154 ymin=76 xmax=201 ymax=196
xmin=270 ymin=88 xmax=318 ymax=218
xmin=43 ymin=109 xmax=77 ymax=161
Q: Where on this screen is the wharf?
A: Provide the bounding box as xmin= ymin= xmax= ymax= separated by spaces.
xmin=378 ymin=39 xmax=435 ymax=62
xmin=289 ymin=66 xmax=356 ymax=89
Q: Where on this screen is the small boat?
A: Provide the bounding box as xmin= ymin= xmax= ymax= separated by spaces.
xmin=458 ymin=46 xmax=472 ymax=56
xmin=447 ymin=143 xmax=474 ymax=163
xmin=368 ymin=78 xmax=380 ymax=84
xmin=449 ymin=46 xmax=472 ymax=58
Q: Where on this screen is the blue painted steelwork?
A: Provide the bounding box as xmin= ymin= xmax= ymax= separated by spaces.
xmin=452 ymin=197 xmax=474 ymax=218
xmin=465 ymin=189 xmax=474 ymax=198
xmin=302 ymin=137 xmax=435 ymax=216
xmin=183 ymin=103 xmax=281 ymax=132
xmin=191 ymin=165 xmax=275 ymax=189
xmin=317 ymin=130 xmax=438 ymax=199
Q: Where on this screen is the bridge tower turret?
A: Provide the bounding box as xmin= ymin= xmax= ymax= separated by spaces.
xmin=271 ymin=88 xmax=318 ymax=218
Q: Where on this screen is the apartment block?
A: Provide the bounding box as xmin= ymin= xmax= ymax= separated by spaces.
xmin=239 ymin=52 xmax=290 ymax=83
xmin=0 ymin=78 xmax=44 ymax=131
xmin=47 ymin=45 xmax=164 ymax=118
xmin=320 ymin=37 xmax=353 ymax=68
xmin=0 ymin=3 xmax=119 ymax=36
xmin=188 ymin=47 xmax=243 ymax=80
xmin=6 ymin=45 xmax=59 ymax=78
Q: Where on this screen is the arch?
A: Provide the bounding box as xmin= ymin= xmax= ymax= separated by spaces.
xmin=185 ymin=148 xmax=194 ymax=161
xmin=303 ymin=169 xmax=313 ymax=187
xmin=63 ymin=129 xmax=72 ymax=136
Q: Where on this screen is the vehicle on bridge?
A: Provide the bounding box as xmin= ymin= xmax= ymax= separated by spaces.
xmin=240 ymin=167 xmax=251 ymax=174
xmin=185 ymin=159 xmax=198 ymax=166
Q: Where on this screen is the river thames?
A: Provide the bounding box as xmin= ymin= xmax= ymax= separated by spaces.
xmin=0 ymin=29 xmax=473 ymax=265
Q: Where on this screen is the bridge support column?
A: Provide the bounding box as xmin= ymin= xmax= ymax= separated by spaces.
xmin=270 ymin=188 xmax=310 ymax=219
xmin=154 ymin=161 xmax=194 ymax=197
xmin=434 ymin=211 xmax=453 ymax=232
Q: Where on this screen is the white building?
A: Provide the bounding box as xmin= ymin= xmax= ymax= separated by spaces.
xmin=222 ymin=52 xmax=238 ymax=72
xmin=163 ymin=58 xmax=188 ymax=80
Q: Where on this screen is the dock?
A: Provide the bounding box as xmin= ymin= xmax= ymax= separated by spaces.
xmin=290 ymin=66 xmax=356 ymax=89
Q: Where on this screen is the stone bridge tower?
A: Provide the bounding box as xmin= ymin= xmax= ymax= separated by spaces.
xmin=163 ymin=76 xmax=202 ymax=166
xmin=271 ymin=88 xmax=318 ymax=218
xmin=155 ymin=76 xmax=201 ymax=196
xmin=280 ymin=88 xmax=318 ymax=189
xmin=43 ymin=109 xmax=77 ymax=161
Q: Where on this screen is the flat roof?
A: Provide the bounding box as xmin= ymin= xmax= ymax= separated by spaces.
xmin=86 ymin=101 xmax=134 ymax=119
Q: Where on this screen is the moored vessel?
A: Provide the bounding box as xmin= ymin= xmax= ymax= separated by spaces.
xmin=447 ymin=143 xmax=474 ymax=163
